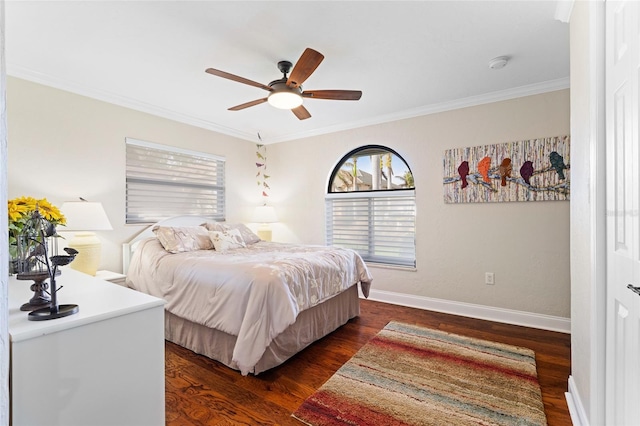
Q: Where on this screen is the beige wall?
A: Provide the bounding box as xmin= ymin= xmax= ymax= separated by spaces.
xmin=7 ymin=77 xmax=257 ymax=273
xmin=6 ymin=76 xmax=571 ymax=319
xmin=268 ymin=89 xmax=570 ymax=318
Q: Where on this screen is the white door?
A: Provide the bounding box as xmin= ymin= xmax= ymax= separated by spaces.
xmin=605 ymin=1 xmax=640 ymax=424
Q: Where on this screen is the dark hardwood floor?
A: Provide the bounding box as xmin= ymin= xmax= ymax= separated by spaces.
xmin=165 ymin=299 xmax=572 ymax=425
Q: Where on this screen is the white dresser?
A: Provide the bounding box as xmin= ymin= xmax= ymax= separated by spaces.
xmin=8 ymin=268 xmax=166 ymax=426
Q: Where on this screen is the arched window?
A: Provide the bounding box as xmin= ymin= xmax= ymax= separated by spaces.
xmin=325 ymin=145 xmax=416 ymax=267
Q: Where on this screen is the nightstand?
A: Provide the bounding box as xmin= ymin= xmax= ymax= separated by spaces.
xmin=95 ymin=269 xmax=127 ymax=285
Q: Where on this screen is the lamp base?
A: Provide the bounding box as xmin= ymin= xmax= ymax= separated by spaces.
xmin=68 ymin=232 xmax=101 ymax=276
xmin=257 ymin=226 xmax=272 ymax=242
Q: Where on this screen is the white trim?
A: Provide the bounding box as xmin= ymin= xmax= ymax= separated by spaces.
xmin=365 ymin=288 xmax=571 ymax=333
xmin=125 ymin=137 xmax=225 ymax=161
xmin=588 ymin=1 xmax=606 ymax=424
xmin=8 ymin=64 xmax=569 ymax=144
xmin=0 ymin=0 xmax=9 ymax=423
xmin=566 ymin=375 xmax=590 ymax=426
xmin=326 ymin=189 xmax=415 ymax=200
xmin=265 ymin=78 xmax=571 ymax=144
xmin=364 ymin=262 xmax=417 ymax=272
xmin=7 ymin=65 xmax=255 ymax=141
xmin=555 ymin=0 xmax=575 ymax=23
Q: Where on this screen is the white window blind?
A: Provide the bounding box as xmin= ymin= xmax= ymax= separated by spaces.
xmin=326 ymin=190 xmax=416 ymax=267
xmin=125 ymin=138 xmax=225 ymax=224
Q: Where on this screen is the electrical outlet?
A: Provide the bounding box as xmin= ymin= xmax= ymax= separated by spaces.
xmin=485 ymin=272 xmax=495 ymax=285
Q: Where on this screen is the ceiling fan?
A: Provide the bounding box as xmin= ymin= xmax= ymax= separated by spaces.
xmin=205 ymin=48 xmax=362 ymax=120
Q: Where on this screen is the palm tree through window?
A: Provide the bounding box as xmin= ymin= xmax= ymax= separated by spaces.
xmin=326 ymin=146 xmax=416 ymax=268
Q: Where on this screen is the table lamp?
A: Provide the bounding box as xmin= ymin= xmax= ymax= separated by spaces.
xmin=61 ymin=199 xmax=113 ymax=276
xmin=252 ymin=205 xmax=278 ymax=241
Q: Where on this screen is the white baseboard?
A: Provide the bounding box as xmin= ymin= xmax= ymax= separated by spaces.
xmin=363 ymin=288 xmax=571 ymax=333
xmin=566 ymin=375 xmax=589 ymax=426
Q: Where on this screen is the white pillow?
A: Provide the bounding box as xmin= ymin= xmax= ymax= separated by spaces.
xmin=152 ymin=225 xmax=213 ymax=253
xmin=208 ymin=228 xmax=247 ymax=252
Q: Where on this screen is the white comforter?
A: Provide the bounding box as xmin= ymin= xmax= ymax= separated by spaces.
xmin=126 ymin=238 xmax=372 ymax=375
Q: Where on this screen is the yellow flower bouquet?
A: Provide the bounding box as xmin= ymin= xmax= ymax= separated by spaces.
xmin=8 ymin=197 xmax=66 ymax=273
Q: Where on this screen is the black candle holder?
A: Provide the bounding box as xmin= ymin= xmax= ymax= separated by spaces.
xmin=14 ymin=209 xmax=80 ymax=321
xmin=17 ymin=272 xmax=51 ymax=311
xmin=29 ymin=248 xmax=79 ymax=321
xmin=15 ymin=209 xmax=58 ymax=311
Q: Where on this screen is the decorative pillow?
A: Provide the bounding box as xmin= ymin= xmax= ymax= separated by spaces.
xmin=152 ymin=225 xmax=213 ymax=253
xmin=201 ymin=222 xmax=229 ymax=232
xmin=208 ymin=228 xmax=247 ymax=252
xmin=202 ymin=222 xmax=261 ymax=245
xmin=233 ymin=223 xmax=261 ymax=245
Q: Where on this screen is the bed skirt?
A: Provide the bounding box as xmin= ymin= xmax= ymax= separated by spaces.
xmin=164 ymin=284 xmax=361 ymax=375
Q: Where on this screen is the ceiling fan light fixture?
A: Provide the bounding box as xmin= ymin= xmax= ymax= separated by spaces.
xmin=206 ymin=48 xmax=360 ymax=119
xmin=268 ymin=90 xmax=303 ymax=109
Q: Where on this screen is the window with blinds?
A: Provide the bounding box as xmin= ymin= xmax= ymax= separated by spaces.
xmin=326 ymin=192 xmax=416 ymax=267
xmin=326 ymin=145 xmax=416 ymax=268
xmin=125 ymin=138 xmax=225 ymax=224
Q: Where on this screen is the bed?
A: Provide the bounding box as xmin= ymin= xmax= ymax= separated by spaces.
xmin=123 ymin=215 xmax=373 ymax=375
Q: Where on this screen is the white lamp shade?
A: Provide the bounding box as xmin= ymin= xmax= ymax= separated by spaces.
xmin=252 ymin=205 xmax=278 ymax=223
xmin=61 ymin=201 xmax=113 ymax=231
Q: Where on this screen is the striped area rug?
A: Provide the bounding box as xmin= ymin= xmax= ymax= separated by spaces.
xmin=292 ymin=321 xmax=547 ymax=426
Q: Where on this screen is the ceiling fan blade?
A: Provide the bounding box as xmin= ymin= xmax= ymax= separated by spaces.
xmin=292 ymin=105 xmax=311 ymax=120
xmin=302 ymin=90 xmax=362 ymax=101
xmin=228 ymin=98 xmax=268 ymax=111
xmin=206 ymin=68 xmax=273 ymax=92
xmin=286 ymin=48 xmax=324 ymax=88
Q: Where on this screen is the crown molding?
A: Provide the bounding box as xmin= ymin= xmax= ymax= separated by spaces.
xmin=264 ymin=77 xmax=570 ymax=144
xmin=7 ymin=65 xmax=256 ymax=142
xmin=8 ymin=64 xmax=569 ymax=145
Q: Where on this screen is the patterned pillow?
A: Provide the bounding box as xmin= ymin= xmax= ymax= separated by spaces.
xmin=208 ymin=228 xmax=247 ymax=252
xmin=233 ymin=223 xmax=261 ymax=245
xmin=152 ymin=225 xmax=213 ymax=253
xmin=202 ymin=222 xmax=261 ymax=245
xmin=201 ymin=221 xmax=229 ymax=232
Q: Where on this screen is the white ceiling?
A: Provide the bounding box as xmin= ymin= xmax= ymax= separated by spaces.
xmin=5 ymin=1 xmax=570 ymax=144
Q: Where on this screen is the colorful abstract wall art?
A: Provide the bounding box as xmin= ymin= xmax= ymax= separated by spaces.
xmin=443 ymin=135 xmax=570 ymax=203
